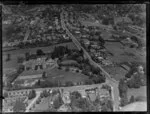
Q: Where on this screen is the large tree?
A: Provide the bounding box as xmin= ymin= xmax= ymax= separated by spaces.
xmin=28 ymin=89 xmax=36 ymax=100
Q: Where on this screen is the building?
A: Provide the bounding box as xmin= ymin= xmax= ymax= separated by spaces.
xmin=62 ymin=91 xmax=71 ymax=104
xmin=98 ymin=89 xmax=110 ymax=101
xmin=78 ymin=90 xmax=87 ymax=98
xmin=23 ymin=57 xmax=57 ymax=71
xmin=57 ymin=104 xmax=72 ymax=112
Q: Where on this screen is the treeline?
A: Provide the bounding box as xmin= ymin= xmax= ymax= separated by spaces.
xmin=16 ymin=39 xmax=72 ymax=49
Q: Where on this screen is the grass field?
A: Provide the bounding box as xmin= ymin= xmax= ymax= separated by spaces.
xmin=105 ymin=42 xmax=146 ymax=64
xmin=46 ymin=68 xmax=88 ymax=83
xmin=32 ymin=97 xmax=49 ymax=112
xmin=127 ymin=86 xmax=147 ymax=101
xmin=103 ymin=66 xmax=128 ymax=81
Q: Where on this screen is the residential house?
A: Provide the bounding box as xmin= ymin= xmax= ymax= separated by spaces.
xmin=62 ymin=91 xmax=71 ymax=104
xmin=57 ymin=104 xmax=72 ymax=112
xmin=98 ymin=88 xmax=110 ymax=101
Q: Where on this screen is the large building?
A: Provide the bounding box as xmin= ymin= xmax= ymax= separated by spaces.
xmin=23 ymin=57 xmax=58 ymax=71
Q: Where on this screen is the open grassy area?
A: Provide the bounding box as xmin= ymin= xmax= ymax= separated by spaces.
xmin=103 ymin=66 xmax=128 ymax=81
xmin=46 ymin=68 xmax=89 ymax=83
xmin=32 ymin=97 xmax=49 ymax=112
xmin=105 ymin=42 xmax=146 ymax=64
xmin=127 ymin=86 xmax=147 ymax=101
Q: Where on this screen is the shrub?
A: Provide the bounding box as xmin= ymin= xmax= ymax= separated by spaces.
xmin=28 ymin=90 xmax=36 ymax=100
xmin=65 ymin=67 xmax=70 ymax=72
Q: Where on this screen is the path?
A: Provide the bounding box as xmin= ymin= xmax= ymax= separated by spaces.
xmin=25 ymin=90 xmax=41 ymax=112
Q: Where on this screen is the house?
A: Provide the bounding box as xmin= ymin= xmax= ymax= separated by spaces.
xmin=102 ymin=59 xmax=112 ymax=66
xmin=114 ymin=16 xmax=132 ymax=25
xmin=78 ymin=90 xmax=87 ymax=98
xmin=98 ymin=89 xmax=110 ymax=101
xmin=23 ymin=57 xmax=57 ymax=71
xmin=62 ymin=91 xmax=71 ymax=104
xmin=57 ymin=104 xmax=72 ymax=112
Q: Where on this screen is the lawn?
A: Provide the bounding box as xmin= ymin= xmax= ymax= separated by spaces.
xmin=105 ymin=42 xmax=146 ymax=64
xmin=127 ymin=86 xmax=147 ymax=101
xmin=46 ymin=68 xmax=89 ymax=83
xmin=3 ymin=54 xmax=23 ymax=69
xmin=61 ymin=60 xmax=78 ymax=65
xmin=103 ymin=66 xmax=128 ymax=81
xmin=32 ymin=97 xmax=49 ymax=112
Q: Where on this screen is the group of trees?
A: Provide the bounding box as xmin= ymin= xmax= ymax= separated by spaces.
xmin=51 ymin=46 xmax=70 ymax=59
xmin=125 ymin=63 xmax=146 ymax=88
xmin=70 ymin=91 xmax=91 ymax=112
xmin=5 ymin=54 xmax=11 ymax=62
xmin=16 ymin=37 xmax=71 ymax=49
xmin=100 ymin=98 xmax=113 ymax=112
xmin=118 ymin=78 xmax=128 ymax=107
xmin=53 ymin=94 xmax=64 ymax=109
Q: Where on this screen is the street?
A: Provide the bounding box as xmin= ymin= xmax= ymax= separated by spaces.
xmin=61 ymin=10 xmax=120 ymax=111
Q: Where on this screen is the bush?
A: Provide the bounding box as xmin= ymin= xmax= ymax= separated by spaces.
xmin=129 ymin=95 xmax=135 ymax=103
xmin=65 ymin=67 xmax=70 ymax=72
xmin=65 ymin=81 xmax=74 ymax=87
xmin=28 ymin=90 xmax=36 ymax=100
xmin=53 ymin=94 xmax=63 ymax=109
xmin=3 ymin=92 xmax=8 ymax=98
xmin=17 ymin=57 xmax=24 ymax=63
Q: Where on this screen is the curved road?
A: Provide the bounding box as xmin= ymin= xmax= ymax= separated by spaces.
xmin=61 ymin=10 xmax=120 ymax=111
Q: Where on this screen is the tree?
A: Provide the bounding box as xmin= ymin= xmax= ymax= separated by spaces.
xmin=120 ymin=94 xmax=128 ymax=107
xmin=42 ymin=71 xmax=47 ymax=79
xmin=71 ymin=91 xmax=82 ymax=99
xmin=25 ymin=52 xmax=30 ymax=61
xmin=17 ymin=57 xmax=24 ymax=63
xmin=65 ymin=81 xmax=74 ymax=87
xmin=36 ymin=79 xmax=41 ymax=86
xmin=28 ymin=90 xmax=36 ymax=100
xmin=118 ymin=78 xmax=128 ymax=98
xmin=17 ymin=65 xmax=25 ymax=74
xmin=6 ymin=54 xmax=10 ymax=61
xmin=101 ymin=84 xmax=111 ymax=94
xmin=36 ymin=49 xmax=45 ymax=56
xmin=53 ymin=94 xmax=63 ymax=109
xmin=3 ymin=92 xmax=8 ymax=98
xmin=42 ymin=90 xmax=49 ymax=98
xmin=65 ymin=67 xmax=70 ymax=72
xmin=129 ymin=95 xmax=135 ymax=103
xmin=13 ymin=98 xmax=26 ymax=112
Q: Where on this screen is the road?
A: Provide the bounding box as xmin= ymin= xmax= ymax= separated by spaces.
xmin=25 ymin=90 xmax=41 ymax=112
xmin=61 ymin=10 xmax=120 ymax=111
xmin=23 ymin=29 xmax=30 ymax=42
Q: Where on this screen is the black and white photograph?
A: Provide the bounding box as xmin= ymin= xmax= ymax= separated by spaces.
xmin=1 ymin=2 xmax=147 ymax=112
